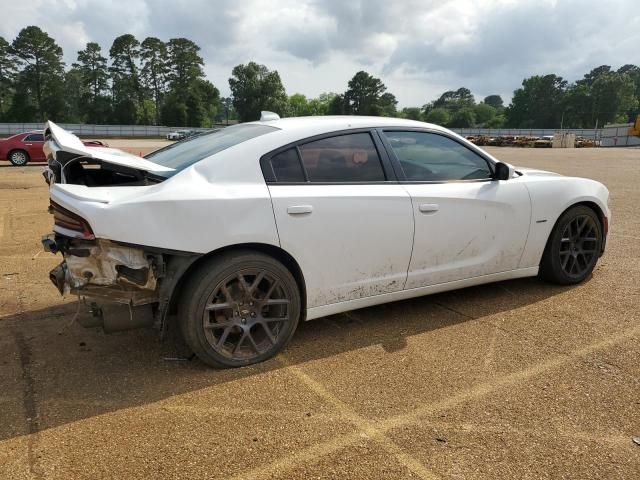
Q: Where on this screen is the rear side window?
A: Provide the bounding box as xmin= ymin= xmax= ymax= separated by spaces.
xmin=270 ymin=148 xmax=305 ymax=182
xmin=145 ymin=124 xmax=278 ymax=177
xmin=298 ymin=133 xmax=385 ymax=182
xmin=25 ymin=133 xmax=44 ymax=141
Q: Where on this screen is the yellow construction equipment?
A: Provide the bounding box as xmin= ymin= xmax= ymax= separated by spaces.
xmin=629 ymin=115 xmax=640 ymax=136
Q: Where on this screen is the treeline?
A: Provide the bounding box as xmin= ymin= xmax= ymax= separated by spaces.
xmin=1 ymin=26 xmax=639 ymax=128
xmin=0 ymin=26 xmax=221 ymax=126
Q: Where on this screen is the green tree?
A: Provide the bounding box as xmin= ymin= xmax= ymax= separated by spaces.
xmin=400 ymin=107 xmax=422 ymax=120
xmin=485 ymin=114 xmax=506 ymax=128
xmin=162 ymin=38 xmax=218 ymax=127
xmin=166 ymin=38 xmax=203 ymax=92
xmin=344 ymin=71 xmax=389 ymax=115
xmin=377 ymin=92 xmax=398 ymax=117
xmin=310 ymin=92 xmax=338 ymax=115
xmin=229 ymin=62 xmax=288 ymax=122
xmin=327 ymin=93 xmax=348 ymax=115
xmin=483 ymin=94 xmax=504 ymax=110
xmin=141 ymin=37 xmax=168 ymax=125
xmin=10 ymin=26 xmax=66 ymax=121
xmin=0 ymin=36 xmax=18 ymax=120
xmin=109 ymin=34 xmax=144 ymax=124
xmin=432 ymin=87 xmax=475 ymax=113
xmin=63 ymin=66 xmax=85 ymax=122
xmin=216 ymin=96 xmax=237 ymax=124
xmin=449 ymin=107 xmax=476 ymax=127
xmin=474 ymin=103 xmax=497 ymax=126
xmin=424 ymin=107 xmax=450 ymax=126
xmin=186 ymin=78 xmax=219 ymax=127
xmin=506 ymin=74 xmax=567 ymax=128
xmin=287 ymin=93 xmax=310 ymax=116
xmin=75 ymin=42 xmax=110 ymax=123
xmin=582 ymin=66 xmax=636 ymax=125
xmin=618 ymin=64 xmax=640 ymax=102
xmin=563 ymin=66 xmax=638 ymax=127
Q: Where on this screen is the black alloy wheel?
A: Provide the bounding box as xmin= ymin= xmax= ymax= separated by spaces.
xmin=179 ymin=251 xmax=300 ymax=368
xmin=540 ymin=205 xmax=603 ymax=285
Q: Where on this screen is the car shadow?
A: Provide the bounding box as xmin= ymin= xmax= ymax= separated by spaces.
xmin=1 ymin=276 xmax=571 ymax=441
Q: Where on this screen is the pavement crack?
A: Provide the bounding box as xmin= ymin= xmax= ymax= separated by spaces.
xmin=13 ymin=329 xmax=43 ymax=480
xmin=433 ymin=301 xmax=475 ymax=320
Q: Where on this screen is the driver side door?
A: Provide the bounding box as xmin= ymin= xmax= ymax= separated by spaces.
xmin=380 ymin=129 xmax=531 ymax=289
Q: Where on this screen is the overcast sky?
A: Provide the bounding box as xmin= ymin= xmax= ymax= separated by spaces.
xmin=1 ymin=0 xmax=638 ymax=107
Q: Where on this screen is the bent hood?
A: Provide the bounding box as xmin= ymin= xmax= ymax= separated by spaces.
xmin=44 ymin=121 xmax=174 ymax=173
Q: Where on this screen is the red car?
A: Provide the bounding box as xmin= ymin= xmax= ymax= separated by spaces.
xmin=0 ymin=131 xmax=108 ymax=166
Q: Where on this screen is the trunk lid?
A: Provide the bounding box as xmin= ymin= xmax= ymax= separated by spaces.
xmin=43 ymin=121 xmax=174 ymax=185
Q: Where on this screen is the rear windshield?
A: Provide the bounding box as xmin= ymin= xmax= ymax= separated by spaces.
xmin=145 ymin=124 xmax=278 ymax=177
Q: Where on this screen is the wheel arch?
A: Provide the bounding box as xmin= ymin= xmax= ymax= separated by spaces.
xmin=165 ymin=242 xmax=307 ymax=322
xmin=573 ymin=200 xmax=605 ymax=233
xmin=541 ymin=200 xmax=606 ymax=260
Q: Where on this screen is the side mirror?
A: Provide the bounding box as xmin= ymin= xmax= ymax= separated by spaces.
xmin=494 ymin=162 xmax=512 ymax=181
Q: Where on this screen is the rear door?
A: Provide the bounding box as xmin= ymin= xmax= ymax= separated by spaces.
xmin=23 ymin=133 xmax=45 ymax=161
xmin=380 ymin=129 xmax=531 ymax=289
xmin=264 ymin=130 xmax=414 ymax=309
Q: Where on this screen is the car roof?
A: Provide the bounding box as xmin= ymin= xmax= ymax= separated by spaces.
xmin=245 ymin=115 xmax=447 ymax=135
xmin=7 ymin=131 xmax=43 ymax=138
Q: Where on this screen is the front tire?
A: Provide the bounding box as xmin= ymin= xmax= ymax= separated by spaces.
xmin=539 ymin=205 xmax=603 ymax=285
xmin=178 ymin=251 xmax=301 ymax=368
xmin=9 ymin=150 xmax=29 ymax=166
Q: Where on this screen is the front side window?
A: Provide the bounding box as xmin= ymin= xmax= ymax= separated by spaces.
xmin=298 ymin=132 xmax=386 ymax=182
xmin=383 ymin=131 xmax=492 ymax=181
xmin=25 ymin=133 xmax=44 ymax=142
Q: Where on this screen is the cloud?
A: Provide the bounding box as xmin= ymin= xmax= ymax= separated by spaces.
xmin=0 ymin=0 xmax=638 ymax=107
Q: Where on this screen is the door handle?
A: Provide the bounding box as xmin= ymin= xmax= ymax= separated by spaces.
xmin=287 ymin=205 xmax=313 ymax=215
xmin=25 ymin=143 xmax=33 ymax=146
xmin=418 ymin=203 xmax=439 ymax=213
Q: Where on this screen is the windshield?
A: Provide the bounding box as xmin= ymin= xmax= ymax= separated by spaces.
xmin=146 ymin=124 xmax=278 ymax=177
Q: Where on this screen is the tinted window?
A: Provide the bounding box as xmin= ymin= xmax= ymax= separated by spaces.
xmin=271 ymin=148 xmax=305 ymax=182
xmin=25 ymin=133 xmax=44 ymax=142
xmin=298 ymin=133 xmax=385 ymax=182
xmin=384 ymin=131 xmax=492 ymax=181
xmin=145 ymin=124 xmax=278 ymax=177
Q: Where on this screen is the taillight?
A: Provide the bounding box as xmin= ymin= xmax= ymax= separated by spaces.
xmin=50 ymin=202 xmax=95 ymax=240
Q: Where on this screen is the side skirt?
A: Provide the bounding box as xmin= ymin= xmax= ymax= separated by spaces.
xmin=305 ymin=267 xmax=539 ymax=321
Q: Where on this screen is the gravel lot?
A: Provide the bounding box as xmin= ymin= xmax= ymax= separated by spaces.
xmin=0 ymin=146 xmax=639 ymax=479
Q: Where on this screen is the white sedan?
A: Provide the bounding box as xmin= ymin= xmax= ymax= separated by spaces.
xmin=41 ymin=115 xmax=610 ymax=368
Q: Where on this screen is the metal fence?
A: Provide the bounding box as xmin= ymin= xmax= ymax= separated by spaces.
xmin=0 ymin=122 xmax=606 ymax=139
xmin=599 ymin=123 xmax=640 ymax=147
xmin=0 ymin=123 xmax=225 ymax=138
xmin=3 ymin=123 xmax=637 ymax=146
xmin=451 ymin=127 xmax=601 ymax=139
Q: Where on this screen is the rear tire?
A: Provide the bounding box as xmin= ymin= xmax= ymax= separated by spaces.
xmin=178 ymin=251 xmax=301 ymax=368
xmin=539 ymin=205 xmax=602 ymax=285
xmin=9 ymin=150 xmax=29 ymax=166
